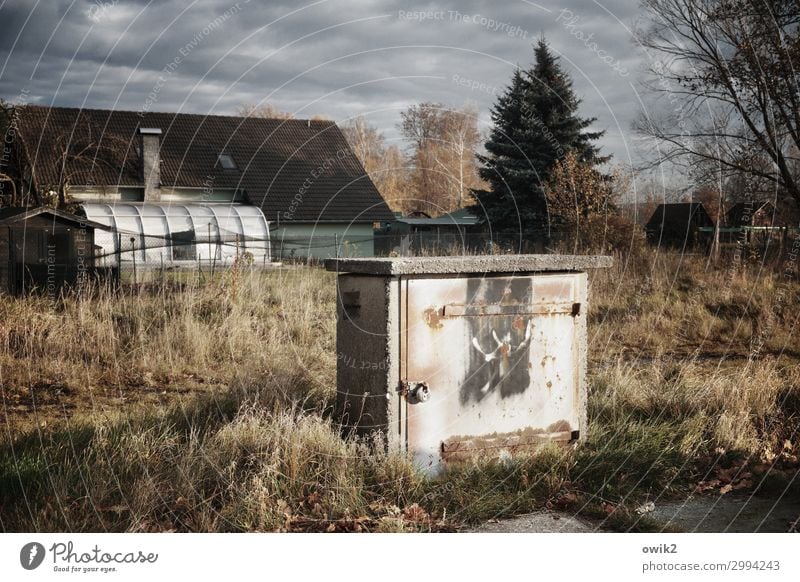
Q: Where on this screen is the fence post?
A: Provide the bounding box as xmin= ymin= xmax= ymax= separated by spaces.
xmin=130 ymin=236 xmax=137 ymax=290
xmin=207 ymin=223 xmax=212 ymax=278
xmin=115 ymin=233 xmax=121 ymax=288
xmin=8 ymin=226 xmax=16 ymax=294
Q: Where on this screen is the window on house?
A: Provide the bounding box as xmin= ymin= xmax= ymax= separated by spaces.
xmin=216 ymin=153 xmax=237 ymax=170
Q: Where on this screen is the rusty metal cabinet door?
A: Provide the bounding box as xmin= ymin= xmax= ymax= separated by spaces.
xmin=400 ymin=274 xmax=583 ymax=470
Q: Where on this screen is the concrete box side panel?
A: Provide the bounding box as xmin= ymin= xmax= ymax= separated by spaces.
xmin=334 ymin=274 xmax=402 ymax=450
xmin=575 ymin=272 xmax=589 ymax=441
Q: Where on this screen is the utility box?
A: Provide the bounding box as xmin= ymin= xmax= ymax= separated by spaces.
xmin=325 ymin=255 xmax=613 ymax=472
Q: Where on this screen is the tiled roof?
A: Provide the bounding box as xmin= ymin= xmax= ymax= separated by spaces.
xmin=14 ymin=105 xmax=394 ymax=223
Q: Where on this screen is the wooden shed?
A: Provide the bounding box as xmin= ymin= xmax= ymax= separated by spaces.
xmin=0 ymin=207 xmax=106 ymax=295
xmin=645 ymin=203 xmax=714 ymax=248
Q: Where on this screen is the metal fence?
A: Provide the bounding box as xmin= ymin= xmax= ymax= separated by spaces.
xmin=22 ymin=224 xmax=796 ymax=292
xmin=271 ymin=231 xmax=553 ymax=261
xmin=116 ymin=225 xmax=800 ymax=269
xmin=101 ymin=231 xmax=269 ymax=285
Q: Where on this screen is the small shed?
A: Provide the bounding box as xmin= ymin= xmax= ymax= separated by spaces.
xmin=726 ymin=201 xmax=777 ymax=227
xmin=0 ymin=207 xmax=106 ymax=294
xmin=645 ymin=203 xmax=714 ymax=248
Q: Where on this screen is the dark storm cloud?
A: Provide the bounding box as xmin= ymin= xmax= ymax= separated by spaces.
xmin=0 ymin=0 xmax=648 ymax=163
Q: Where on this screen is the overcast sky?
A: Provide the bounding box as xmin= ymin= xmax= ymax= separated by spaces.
xmin=0 ymin=0 xmax=655 ymax=169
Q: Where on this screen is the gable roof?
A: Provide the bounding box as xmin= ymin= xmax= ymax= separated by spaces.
xmin=13 ymin=105 xmax=394 ymax=224
xmin=0 ymin=205 xmax=109 ymax=230
xmin=726 ymin=201 xmax=775 ymax=226
xmin=645 ymin=203 xmax=714 ymax=230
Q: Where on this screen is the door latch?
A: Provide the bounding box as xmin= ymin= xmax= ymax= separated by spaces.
xmin=398 ymin=380 xmax=430 ymax=404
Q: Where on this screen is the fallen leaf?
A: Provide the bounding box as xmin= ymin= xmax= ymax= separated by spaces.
xmin=752 ymin=463 xmax=772 ymax=475
xmin=636 ymin=502 xmax=656 ymax=515
xmin=403 ymin=503 xmax=429 ymax=523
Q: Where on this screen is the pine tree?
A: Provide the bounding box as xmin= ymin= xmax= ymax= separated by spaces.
xmin=473 ymin=39 xmax=607 ymax=238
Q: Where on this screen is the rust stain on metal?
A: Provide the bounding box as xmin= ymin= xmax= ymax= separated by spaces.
xmin=442 ymin=302 xmax=575 ymax=317
xmin=546 ymin=420 xmax=572 ymax=433
xmin=422 ymin=307 xmax=444 ymax=329
xmin=530 ymin=278 xmax=574 ymax=303
xmin=441 ymin=424 xmax=576 ymax=462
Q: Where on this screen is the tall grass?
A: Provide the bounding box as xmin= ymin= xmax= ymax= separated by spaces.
xmin=589 ymin=249 xmax=799 ymax=360
xmin=0 ymin=267 xmax=336 ymax=426
xmin=1 ymin=250 xmax=798 ymax=531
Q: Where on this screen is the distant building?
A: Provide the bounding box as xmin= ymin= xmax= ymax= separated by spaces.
xmin=722 ymin=200 xmax=798 ymax=249
xmin=726 ymin=201 xmax=777 ymax=227
xmin=645 ymin=203 xmax=714 ymax=247
xmin=6 ymin=105 xmax=393 ymax=263
xmin=376 ymin=208 xmax=483 ymax=255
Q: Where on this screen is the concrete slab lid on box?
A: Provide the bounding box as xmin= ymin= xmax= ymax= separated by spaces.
xmin=324 ymin=254 xmax=613 ymax=275
xmin=328 ymin=254 xmax=613 ymax=474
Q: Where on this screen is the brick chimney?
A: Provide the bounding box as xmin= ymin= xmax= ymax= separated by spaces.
xmin=139 ymin=127 xmax=162 ymax=202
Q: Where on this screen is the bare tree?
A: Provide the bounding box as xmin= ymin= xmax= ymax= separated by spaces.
xmin=31 ymin=111 xmax=132 ymax=208
xmin=399 ymin=102 xmax=483 ymax=214
xmin=236 ymin=103 xmax=295 ymax=119
xmin=340 ymin=117 xmax=384 ymax=169
xmin=340 ymin=116 xmax=409 ymax=213
xmin=436 ymin=103 xmax=482 ymax=209
xmin=636 ymin=0 xmax=800 ymax=214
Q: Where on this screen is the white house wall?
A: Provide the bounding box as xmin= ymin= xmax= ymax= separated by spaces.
xmin=271 ymin=223 xmax=375 ymax=259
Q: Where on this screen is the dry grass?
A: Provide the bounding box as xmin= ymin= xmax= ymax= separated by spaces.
xmin=1 ymin=249 xmax=798 ymax=532
xmin=589 ymin=249 xmax=799 ymax=360
xmin=0 ymin=266 xmax=336 ymax=427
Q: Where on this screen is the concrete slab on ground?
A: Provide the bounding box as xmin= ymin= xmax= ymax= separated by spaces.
xmin=471 ymin=510 xmax=605 ymax=533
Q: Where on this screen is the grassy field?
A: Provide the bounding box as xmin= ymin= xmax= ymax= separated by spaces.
xmin=1 ymin=250 xmax=798 ymax=532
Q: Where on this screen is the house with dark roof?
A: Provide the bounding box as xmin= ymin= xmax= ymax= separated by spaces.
xmin=645 ymin=202 xmax=714 ymax=248
xmin=5 ymin=105 xmax=393 ymax=262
